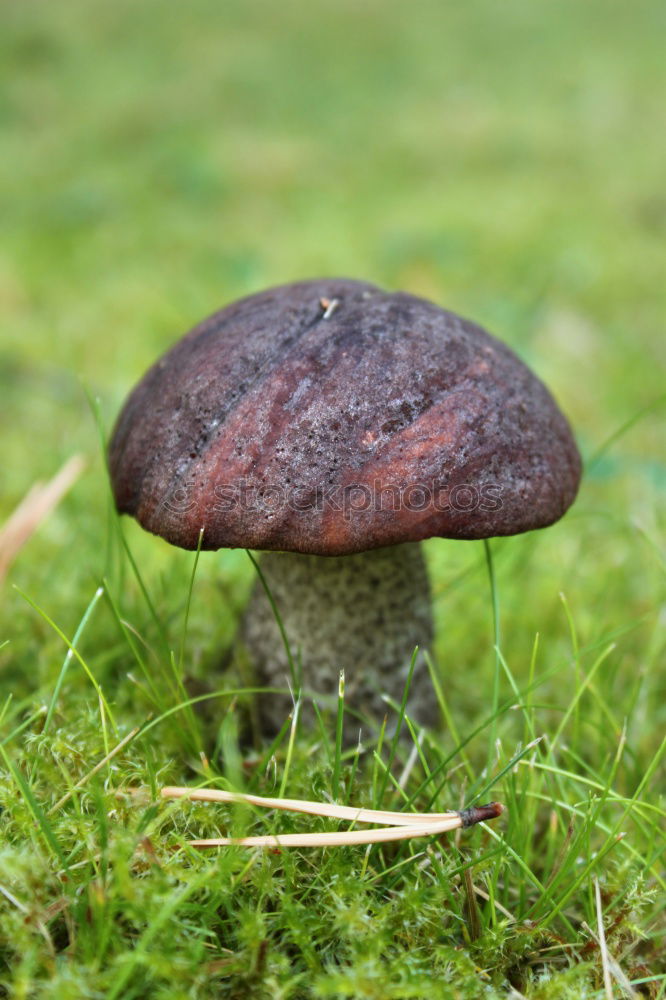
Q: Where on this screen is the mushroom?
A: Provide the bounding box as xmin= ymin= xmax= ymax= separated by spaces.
xmin=109 ymin=278 xmax=581 ymax=736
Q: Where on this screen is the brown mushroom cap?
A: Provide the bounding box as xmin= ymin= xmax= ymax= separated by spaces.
xmin=109 ymin=278 xmax=581 ymax=555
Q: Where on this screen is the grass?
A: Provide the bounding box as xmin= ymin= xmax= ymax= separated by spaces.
xmin=1 ymin=0 xmax=665 ymax=996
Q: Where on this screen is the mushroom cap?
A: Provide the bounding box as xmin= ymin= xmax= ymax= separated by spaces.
xmin=109 ymin=278 xmax=581 ymax=556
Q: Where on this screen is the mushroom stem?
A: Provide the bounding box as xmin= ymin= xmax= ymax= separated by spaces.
xmin=241 ymin=542 xmax=436 ymax=739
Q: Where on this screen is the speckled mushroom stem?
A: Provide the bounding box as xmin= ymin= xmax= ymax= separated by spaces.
xmin=241 ymin=542 xmax=436 ymax=740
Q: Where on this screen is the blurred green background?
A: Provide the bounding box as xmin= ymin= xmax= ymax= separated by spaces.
xmin=1 ymin=0 xmax=664 ymax=721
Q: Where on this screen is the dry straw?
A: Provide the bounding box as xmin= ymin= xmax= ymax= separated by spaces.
xmin=161 ymin=786 xmax=504 ymax=849
xmin=0 ymin=455 xmax=84 ymax=584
